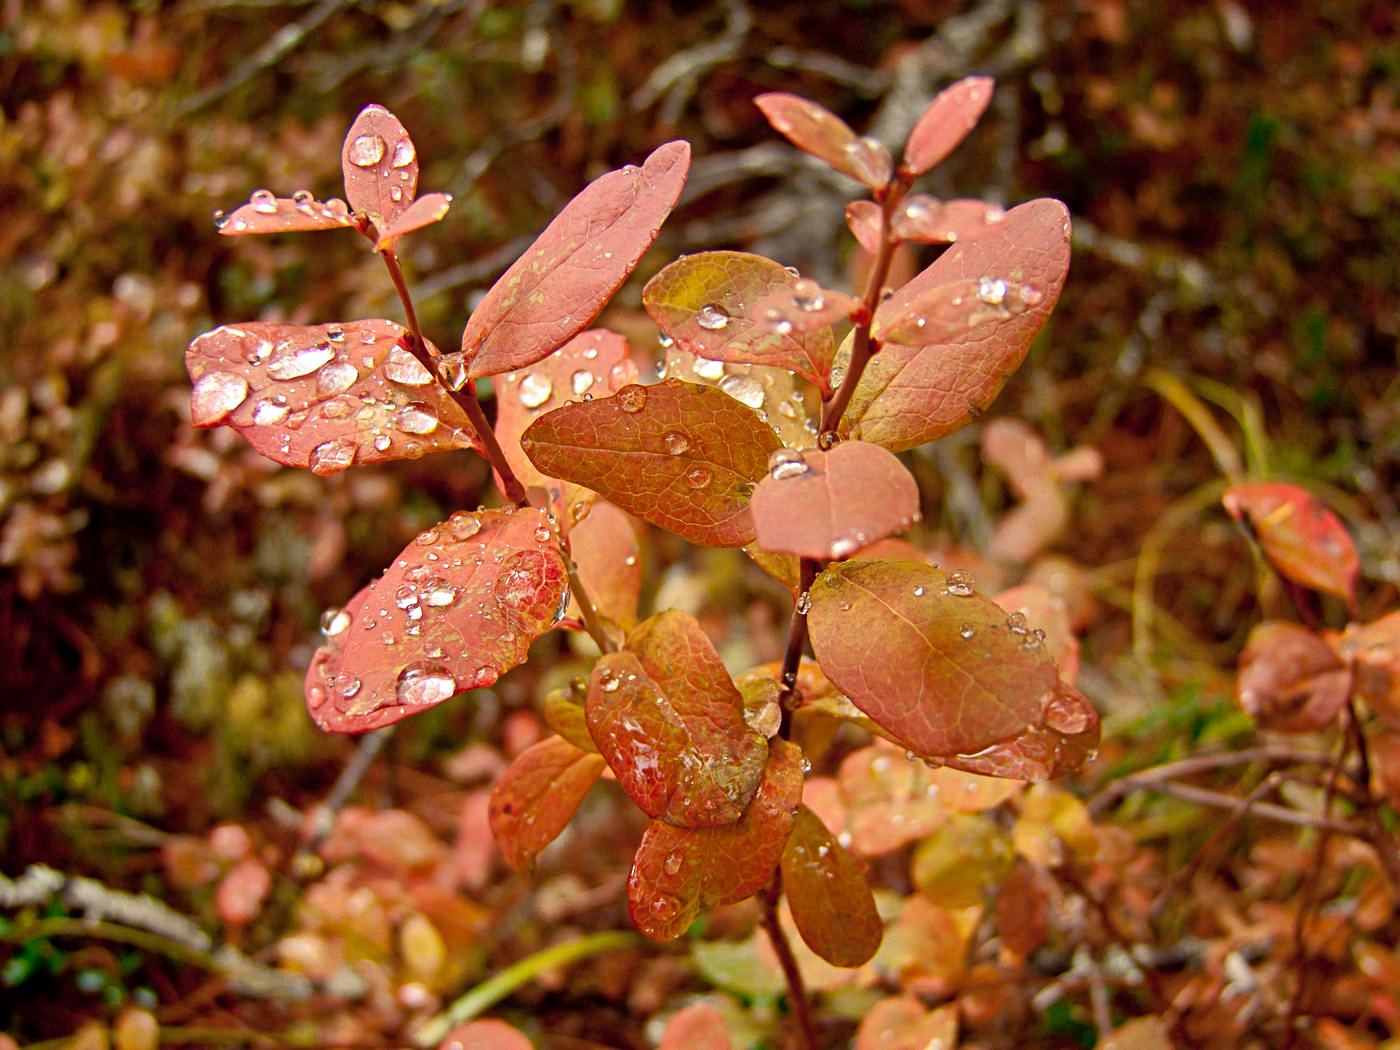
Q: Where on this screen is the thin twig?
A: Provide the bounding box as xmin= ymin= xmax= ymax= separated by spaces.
xmin=565 ymin=555 xmax=616 ymax=654
xmin=297 ymin=725 xmax=395 ymax=865
xmin=1088 ymin=745 xmax=1333 ymax=814
xmin=759 ymin=876 xmax=818 ymax=1050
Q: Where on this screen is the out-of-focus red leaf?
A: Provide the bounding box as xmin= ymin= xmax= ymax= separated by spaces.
xmin=1339 ymin=611 xmax=1400 ymax=728
xmin=457 ymin=141 xmax=690 ymax=379
xmin=748 ymin=280 xmax=857 ymax=337
xmin=750 ymin=441 xmax=920 ymax=561
xmin=216 ymin=857 xmax=271 ymax=927
xmin=845 ymin=199 xmax=1072 ymax=451
xmin=781 ymin=806 xmax=881 ymax=967
xmin=520 ymin=379 xmax=781 ymax=547
xmin=488 ymin=735 xmax=605 ymax=872
xmin=997 ymin=858 xmax=1049 ymax=959
xmin=807 ymin=560 xmax=1099 ymax=778
xmin=492 ymin=329 xmax=638 ymax=512
xmin=375 ymin=191 xmax=452 ymax=252
xmin=878 ymin=894 xmax=979 ymax=989
xmin=983 ymin=418 xmax=1101 ymax=564
xmin=452 ymin=789 xmax=496 ymax=891
xmin=1237 ymin=621 xmax=1351 ymax=732
xmin=436 ymin=1019 xmax=534 ymax=1050
xmin=855 ymin=997 xmax=958 ymax=1050
xmin=305 ymin=508 xmax=568 ymax=732
xmin=755 ymin=93 xmax=892 ymax=189
xmin=993 ymin=584 xmax=1080 ymax=684
xmin=659 ymin=1002 xmax=734 ymax=1050
xmin=845 ymin=200 xmax=884 ymax=255
xmin=186 ymin=320 xmax=481 ymax=473
xmin=627 ymin=739 xmax=804 ymax=940
xmin=892 ymin=195 xmax=1007 ymax=244
xmin=569 ymin=500 xmax=643 ymax=633
xmin=341 ymin=104 xmax=419 ymax=226
xmin=903 ymin=75 xmax=995 ymax=175
xmin=587 ymin=610 xmax=767 ymax=827
xmin=643 ymin=252 xmax=838 ymax=392
xmin=1370 ymin=729 xmax=1400 ymax=810
xmin=1223 ymin=481 xmax=1360 ymax=604
xmin=215 ymin=192 xmax=355 ymax=236
xmin=1010 ymin=784 xmax=1099 ymax=867
xmin=320 ymin=806 xmax=449 ymax=873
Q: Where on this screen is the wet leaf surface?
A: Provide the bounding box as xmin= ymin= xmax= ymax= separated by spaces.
xmin=216 ymin=192 xmax=355 ymax=236
xmin=663 ymin=344 xmax=817 ymax=450
xmin=341 ymin=104 xmax=419 ymax=226
xmin=305 ymin=508 xmax=568 ymax=732
xmin=644 ymin=252 xmax=839 ymax=392
xmin=993 ymin=583 xmax=1081 ymax=684
xmin=374 ymin=191 xmax=452 ymax=252
xmin=1223 ymin=481 xmax=1360 ymax=604
xmin=488 ymin=734 xmax=606 ymax=872
xmin=750 ymin=440 xmax=920 ymax=561
xmin=845 ymin=199 xmax=1072 ymax=451
xmin=1237 ymin=621 xmax=1351 ymax=732
xmin=587 ymin=609 xmax=767 ymax=827
xmin=902 ymin=75 xmax=995 ymax=175
xmin=186 ymin=320 xmax=481 ymax=474
xmin=568 ymin=500 xmax=643 ymax=633
xmin=755 ymin=93 xmax=892 ymax=189
xmin=747 ymin=280 xmax=857 ymax=337
xmin=781 ymin=806 xmax=882 ymax=966
xmin=459 ymin=141 xmax=690 ymax=379
xmin=892 ymin=195 xmax=1007 ymax=245
xmin=627 ymin=739 xmax=804 ymax=940
xmin=520 ymin=378 xmax=781 ymax=547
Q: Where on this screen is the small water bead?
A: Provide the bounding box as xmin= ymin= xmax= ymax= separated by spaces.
xmin=571 ymin=369 xmax=594 ymax=396
xmin=252 ymin=398 xmax=290 ymax=425
xmin=663 ymin=853 xmax=683 ymax=876
xmin=767 ymin=448 xmax=809 ymax=480
xmin=348 ymin=133 xmax=387 ymax=167
xmin=657 ymin=332 xmax=675 ymax=349
xmin=292 ymin=189 xmax=315 ymax=209
xmin=816 ymin=429 xmax=839 ymax=451
xmin=415 ymin=527 xmax=442 ymax=546
xmin=268 ymin=341 xmax=335 ymax=380
xmin=447 ymin=513 xmax=481 ymax=540
xmin=190 ymin=371 xmax=249 ymax=425
xmin=389 ymin=185 xmax=403 ymax=203
xmin=662 ymin=430 xmax=690 ymax=455
xmin=791 ymin=278 xmax=825 ymax=312
xmin=616 ymin=385 xmax=648 ymax=413
xmin=331 ymin=673 xmax=361 ymax=698
xmin=695 ymin=303 xmax=731 ymax=330
xmin=394 ymin=585 xmax=420 ymax=609
xmin=437 ymin=355 xmax=471 ymax=392
xmin=212 ymin=209 xmax=230 ymax=230
xmin=383 ymin=346 xmax=432 ymax=386
xmin=395 ymin=402 xmax=439 ymax=435
xmin=320 ymin=607 xmax=352 ymax=636
xmin=514 ymin=372 xmax=553 ymax=409
xmin=373 ymin=433 xmax=392 ymax=452
xmin=316 ymin=359 xmax=359 ymax=395
xmin=391 ymin=139 xmax=416 ymax=168
xmin=651 ymin=895 xmax=681 ymax=919
xmin=684 ymin=466 xmax=711 ymax=489
xmin=830 ymin=536 xmax=860 ymax=559
xmin=913 ymin=586 xmax=926 ymax=597
xmin=250 ymin=188 xmax=278 ymax=214
xmin=795 ymin=590 xmax=812 ymax=614
xmin=945 ymin=568 xmax=975 ymax=596
xmin=422 ymin=581 xmax=458 ymax=607
xmin=719 ymin=374 xmax=765 ymax=409
xmin=309 ymin=438 xmax=357 ymax=475
xmin=762 ymin=307 xmax=794 ymax=335
xmin=533 ymin=526 xmax=552 ymax=543
xmin=959 ymin=623 xmax=976 ymax=639
xmin=395 ymin=663 xmax=457 ymax=706
xmin=692 ymin=357 xmax=724 ymax=381
xmin=1006 ymin=611 xmax=1029 ymax=635
xmin=976 ymin=276 xmax=1008 ymax=306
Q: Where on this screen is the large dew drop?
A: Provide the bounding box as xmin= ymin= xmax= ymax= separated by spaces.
xmin=309 ymin=438 xmax=357 ymax=475
xmin=316 ymin=360 xmax=359 ymax=395
xmin=348 ymin=133 xmax=387 ymax=167
xmin=571 ymin=369 xmax=595 ymax=396
xmin=767 ymin=447 xmax=809 ymax=480
xmin=394 ymin=402 xmax=439 ymax=435
xmin=719 ymin=374 xmax=765 ymax=410
xmin=390 ymin=139 xmax=416 ymax=168
xmin=383 ymin=345 xmax=432 ymax=385
xmin=662 ymin=430 xmax=690 ymax=455
xmin=616 ymin=385 xmax=648 ymax=413
xmin=517 ymin=373 xmax=553 ymax=409
xmin=396 ymin=663 xmax=457 ymax=706
xmin=695 ymin=303 xmax=731 ymax=331
xmin=268 ymin=341 xmax=335 ymax=380
xmin=190 ymin=371 xmax=249 ymax=426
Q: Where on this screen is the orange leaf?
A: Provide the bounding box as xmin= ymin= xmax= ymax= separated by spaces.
xmin=1223 ymin=481 xmax=1360 ymax=604
xmin=341 ymin=104 xmax=419 ymax=226
xmin=892 ymin=195 xmax=1007 ymax=244
xmin=755 ymin=93 xmax=892 ymax=189
xmin=520 ymin=379 xmax=781 ymax=547
xmin=488 ymin=735 xmax=605 ymax=871
xmin=215 ymin=192 xmax=355 ymax=236
xmin=186 ymin=320 xmax=481 ymax=473
xmin=658 ymin=1003 xmax=734 ymax=1050
xmin=781 ymin=806 xmax=882 ymax=967
xmin=845 ymin=200 xmax=884 ymax=255
xmin=375 ymin=191 xmax=452 ymax=252
xmin=1340 ymin=611 xmax=1400 ymax=728
xmin=996 ymin=859 xmax=1049 ymax=959
xmin=305 ymin=508 xmax=568 ymax=732
xmin=903 ymin=75 xmax=995 ymax=176
xmin=569 ymin=500 xmax=643 ymax=632
xmin=1237 ymin=621 xmax=1351 ymax=732
xmin=855 ymin=997 xmax=958 ymax=1050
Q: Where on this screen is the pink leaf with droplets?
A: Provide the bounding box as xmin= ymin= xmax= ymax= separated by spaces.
xmin=186 ymin=320 xmax=481 ymax=474
xmin=488 ymin=735 xmax=606 ymax=871
xmin=1222 ymin=481 xmax=1360 ymax=604
xmin=458 ymin=141 xmax=690 ymax=380
xmin=375 ymin=192 xmax=453 ymax=252
xmin=216 ymin=192 xmax=355 ymax=236
xmin=755 ymin=93 xmax=892 ymax=190
xmin=747 ymin=280 xmax=857 ymax=337
xmin=305 ymin=508 xmax=568 ymax=733
xmin=341 ymin=104 xmax=419 ymax=226
xmin=903 ymin=75 xmax=995 ymax=176
xmin=845 ymin=200 xmax=884 ymax=255
xmin=892 ymin=195 xmax=1007 ymax=244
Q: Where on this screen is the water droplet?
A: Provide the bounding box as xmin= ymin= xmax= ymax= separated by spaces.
xmin=570 ymin=369 xmax=594 ymax=395
xmin=767 ymin=448 xmax=809 ymax=480
xmin=423 ymin=581 xmax=458 ymax=607
xmin=616 ymin=385 xmax=648 ymax=413
xmin=331 ymin=672 xmax=361 ymax=697
xmin=190 ymin=371 xmax=249 ymax=425
xmin=657 ymin=332 xmax=675 ymax=349
xmin=796 ymin=590 xmax=812 ymax=614
xmin=684 ymin=466 xmax=711 ymax=489
xmin=600 ymin=672 xmax=621 ymax=693
xmin=533 ymin=526 xmax=552 ymax=543
xmin=830 ymin=536 xmax=860 ymax=559
xmin=696 ymin=303 xmax=731 ymax=330
xmin=320 ymin=607 xmax=351 ymax=636
xmin=394 ymin=402 xmax=439 ymax=435
xmin=447 ymin=513 xmax=480 ymax=541
xmin=913 ymin=586 xmax=926 ymax=597
xmin=389 ymin=184 xmax=403 ymax=203
xmin=437 ymin=354 xmax=471 ymax=391
xmin=791 ymin=278 xmax=825 ymax=312
xmin=650 ymin=894 xmax=681 ymax=918
xmin=396 ymin=663 xmax=457 ymax=706
xmin=762 ymin=306 xmax=794 ymax=335
xmin=1006 ymin=611 xmax=1029 ymax=635
xmin=348 ymin=133 xmax=387 ymax=167
xmin=946 ymin=568 xmax=975 ymax=596
xmin=316 ymin=359 xmax=359 ymax=395
xmin=719 ymin=374 xmax=765 ymax=409
xmin=212 ymin=209 xmax=230 ymax=230
xmin=268 ymin=341 xmax=335 ymax=380
xmin=384 ymin=346 xmax=432 ymax=385
xmin=250 ymin=188 xmax=278 ymax=214
xmin=394 ymin=584 xmax=420 ymax=609
xmin=309 ymin=438 xmax=357 ymax=475
xmin=1018 ymin=284 xmax=1044 ymax=306
xmin=959 ymin=623 xmax=976 ymax=639
xmin=663 ymin=853 xmax=683 ymax=876
xmin=251 ymin=398 xmax=289 ymax=425
xmin=292 ymin=189 xmax=314 ymax=208
xmin=373 ymin=433 xmax=391 ymax=452
xmin=662 ymin=430 xmax=690 ymax=455
xmin=517 ymin=373 xmax=552 ymax=409
xmin=976 ymin=276 xmax=1008 ymax=305
xmin=691 ymin=357 xmax=724 ymax=381
xmin=391 ymin=139 xmax=416 ymax=168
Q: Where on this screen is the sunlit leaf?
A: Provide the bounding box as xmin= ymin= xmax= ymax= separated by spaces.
xmin=436 ymin=1019 xmax=534 ymax=1050
xmin=569 ymin=500 xmax=643 ymax=633
xmin=305 ymin=508 xmax=568 ymax=732
xmin=488 ymin=735 xmax=606 ymax=872
xmin=215 ymin=192 xmax=355 ymax=236
xmin=520 ymin=378 xmax=781 ymax=547
xmin=627 ymin=740 xmax=804 ymax=940
xmin=644 ymin=252 xmax=838 ymax=393
xmin=755 ymin=93 xmax=892 ymax=189
xmin=587 ymin=610 xmax=767 ymax=826
xmin=1338 ymin=612 xmax=1400 ymax=729
xmin=376 ymin=191 xmax=453 ymax=252
xmin=781 ymin=806 xmax=882 ymax=967
xmin=341 ymin=104 xmax=419 ymax=226
xmin=845 ymin=200 xmax=883 ymax=255
xmin=845 ymin=199 xmax=1072 ymax=451
xmin=903 ymin=75 xmax=995 ymax=176
xmin=663 ymin=344 xmax=817 ymax=450
xmin=892 ymin=195 xmax=1007 ymax=244
xmin=458 ymin=141 xmax=690 ymax=379
xmin=186 ymin=320 xmax=481 ymax=474
xmin=1222 ymin=481 xmax=1360 ymax=604
xmin=659 ymin=1002 xmax=734 ymax=1050
xmin=855 ymin=997 xmax=958 ymax=1050
xmin=1237 ymin=620 xmax=1351 ymax=732
xmin=748 ymin=280 xmax=857 ymax=337
xmin=750 ymin=440 xmax=920 ymax=561
xmin=807 ymin=560 xmax=1099 ymax=778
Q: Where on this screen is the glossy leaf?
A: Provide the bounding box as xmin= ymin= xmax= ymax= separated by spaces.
xmin=627 ymin=739 xmax=804 ymax=940
xmin=1222 ymin=481 xmax=1360 ymax=604
xmin=341 ymin=104 xmax=419 ymax=226
xmin=855 ymin=997 xmax=958 ymax=1050
xmin=520 ymin=378 xmax=781 ymax=547
xmin=663 ymin=344 xmax=817 ymax=450
xmin=845 ymin=200 xmax=883 ymax=255
xmin=748 ymin=280 xmax=857 ymax=337
xmin=458 ymin=141 xmax=690 ymax=379
xmin=993 ymin=584 xmax=1080 ymax=684
xmin=436 ymin=1020 xmax=534 ymax=1050
xmin=1237 ymin=621 xmax=1351 ymax=732
xmin=1338 ymin=612 xmax=1400 ymax=728
xmin=845 ymin=199 xmax=1072 ymax=451
xmin=215 ymin=192 xmax=354 ymax=236
xmin=807 ymin=560 xmax=1099 ymax=777
xmin=186 ymin=320 xmax=481 ymax=474
xmin=658 ymin=1003 xmax=734 ymax=1050
xmin=644 ymin=252 xmax=838 ymax=392
xmin=488 ymin=735 xmax=605 ymax=872
xmin=569 ymin=500 xmax=643 ymax=633
xmin=541 ymin=678 xmax=596 ymax=753
xmin=375 ymin=191 xmax=452 ymax=252
xmin=305 ymin=508 xmax=569 ymax=732
xmin=781 ymin=806 xmax=882 ymax=966
xmin=755 ymin=93 xmax=892 ymax=189
xmin=903 ymin=75 xmax=995 ymax=175
xmin=587 ymin=610 xmax=767 ymax=827
xmin=892 ymin=194 xmax=1007 ymax=244
xmin=750 ymin=440 xmax=920 ymax=561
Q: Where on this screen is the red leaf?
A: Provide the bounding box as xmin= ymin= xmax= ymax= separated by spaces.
xmin=1339 ymin=612 xmax=1400 ymax=728
xmin=492 ymin=329 xmax=639 ymax=511
xmin=993 ymin=584 xmax=1081 ymax=685
xmin=903 ymin=75 xmax=995 ymax=176
xmin=627 ymin=739 xmax=804 ymax=940
xmin=644 ymin=252 xmax=839 ymax=393
xmin=855 ymin=997 xmax=958 ymax=1050
xmin=845 ymin=199 xmax=1072 ymax=451
xmin=1237 ymin=621 xmax=1351 ymax=732
xmin=1222 ymin=481 xmax=1360 ymax=604
xmin=892 ymin=195 xmax=1007 ymax=244
xmin=845 ymin=200 xmax=883 ymax=255
xmin=186 ymin=320 xmax=481 ymax=473
xmin=755 ymin=93 xmax=892 ymax=189
xmin=586 ymin=610 xmax=767 ymax=827
xmin=375 ymin=191 xmax=453 ymax=252
xmin=996 ymin=858 xmax=1049 ymax=958
xmin=341 ymin=104 xmax=419 ymax=226
xmin=659 ymin=1003 xmax=734 ymax=1050
xmin=215 ymin=857 xmax=270 ymax=927
xmin=488 ymin=735 xmax=605 ymax=871
xmin=305 ymin=508 xmax=568 ymax=732
xmin=747 ymin=280 xmax=857 ymax=338
xmin=215 ymin=192 xmax=355 ymax=236
xmin=569 ymin=500 xmax=643 ymax=633
xmin=807 ymin=560 xmax=1099 ymax=777
xmin=750 ymin=440 xmax=920 ymax=561
xmin=457 ymin=141 xmax=690 ymax=379
xmin=519 ymin=379 xmax=782 ymax=548
xmin=436 ymin=1020 xmax=534 ymax=1050
xmin=781 ymin=806 xmax=882 ymax=967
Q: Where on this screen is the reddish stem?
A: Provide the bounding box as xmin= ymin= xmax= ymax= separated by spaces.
xmin=760 ymin=876 xmax=818 ymax=1050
